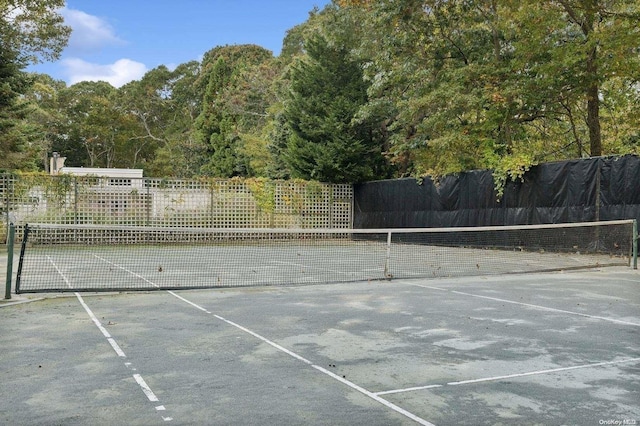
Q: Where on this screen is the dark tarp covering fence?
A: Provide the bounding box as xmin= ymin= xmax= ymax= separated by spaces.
xmin=354 ymin=155 xmax=640 ymax=228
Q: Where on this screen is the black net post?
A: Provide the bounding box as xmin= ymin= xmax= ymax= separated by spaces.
xmin=14 ymin=224 xmax=30 ymax=294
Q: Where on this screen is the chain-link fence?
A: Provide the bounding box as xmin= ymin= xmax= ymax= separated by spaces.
xmin=1 ymin=174 xmax=353 ymax=242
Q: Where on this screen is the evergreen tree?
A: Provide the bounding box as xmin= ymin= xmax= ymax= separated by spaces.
xmin=283 ymin=34 xmax=388 ymax=183
xmin=265 ymin=111 xmax=292 ymax=179
xmin=194 ymin=45 xmax=275 ymax=177
xmin=0 ymin=44 xmax=33 ymax=170
xmin=195 ymin=57 xmax=246 ymax=176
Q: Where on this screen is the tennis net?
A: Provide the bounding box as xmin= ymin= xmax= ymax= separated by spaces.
xmin=14 ymin=220 xmax=637 ymax=293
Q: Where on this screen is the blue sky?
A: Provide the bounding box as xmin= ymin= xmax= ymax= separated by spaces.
xmin=29 ymin=0 xmax=331 ymax=87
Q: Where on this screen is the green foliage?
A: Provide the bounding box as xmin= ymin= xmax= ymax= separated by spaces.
xmin=264 ymin=110 xmax=292 ymax=179
xmin=245 ymin=177 xmax=276 ymax=213
xmin=117 ymin=64 xmax=208 ymax=175
xmin=486 ymin=151 xmax=535 ymax=200
xmin=195 ymin=45 xmax=276 ymax=177
xmin=343 ymin=0 xmax=640 ymax=186
xmin=11 ymin=171 xmax=74 ymax=209
xmin=0 ymin=0 xmax=70 ymax=65
xmin=279 ymin=6 xmax=328 ymax=61
xmin=503 ymin=0 xmax=640 ymax=157
xmin=5 ymin=0 xmax=638 ymax=196
xmin=0 ymin=43 xmax=36 ymax=170
xmin=54 ymin=81 xmax=142 ymax=168
xmin=139 ymin=61 xmax=203 ymax=177
xmin=283 ymin=33 xmax=389 ymax=183
xmin=0 ymin=1 xmax=64 ymax=171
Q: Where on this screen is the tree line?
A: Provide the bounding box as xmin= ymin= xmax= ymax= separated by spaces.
xmin=1 ymin=0 xmax=639 ymax=187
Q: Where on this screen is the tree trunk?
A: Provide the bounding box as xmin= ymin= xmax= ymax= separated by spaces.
xmin=557 ymin=0 xmax=603 ymax=157
xmin=586 ymin=45 xmax=601 ymax=156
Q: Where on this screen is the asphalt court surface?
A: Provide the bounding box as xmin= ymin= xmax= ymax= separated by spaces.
xmin=1 ymin=266 xmax=639 ymax=425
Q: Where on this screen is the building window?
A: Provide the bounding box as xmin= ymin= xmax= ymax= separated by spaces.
xmin=109 ymin=178 xmax=132 ymax=186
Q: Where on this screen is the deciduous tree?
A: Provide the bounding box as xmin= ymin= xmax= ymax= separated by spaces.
xmin=0 ymin=0 xmax=70 ymax=64
xmin=338 ymin=0 xmax=640 ymax=185
xmin=0 ymin=0 xmax=69 ymax=170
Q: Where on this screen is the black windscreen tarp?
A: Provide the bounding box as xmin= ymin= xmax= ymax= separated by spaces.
xmin=354 ymin=155 xmax=640 ymax=228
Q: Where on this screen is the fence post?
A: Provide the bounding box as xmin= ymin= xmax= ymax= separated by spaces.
xmin=210 ymin=183 xmax=215 ymax=227
xmin=633 ymin=219 xmax=638 ymax=270
xmin=3 ymin=174 xmax=10 ymax=238
xmin=384 ymin=231 xmax=392 ymax=280
xmin=595 ymin=159 xmax=601 ymax=222
xmin=4 ymin=223 xmax=15 ymax=300
xmin=1 ymin=174 xmax=5 ymax=235
xmin=329 ymin=185 xmax=334 ymax=229
xmin=146 ymin=178 xmax=151 ymax=226
xmin=73 ymin=177 xmax=79 ymax=224
xmin=350 ymin=185 xmax=354 ymax=229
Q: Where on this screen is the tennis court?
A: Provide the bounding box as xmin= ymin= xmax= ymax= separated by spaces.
xmin=1 ymin=259 xmax=639 ymax=425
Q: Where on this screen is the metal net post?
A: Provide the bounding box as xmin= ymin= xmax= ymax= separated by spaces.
xmin=4 ymin=223 xmax=15 ymax=299
xmin=633 ymin=219 xmax=638 ymax=270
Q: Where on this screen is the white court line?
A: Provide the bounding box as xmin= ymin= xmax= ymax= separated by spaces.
xmin=376 ymin=357 xmax=640 ymax=396
xmin=446 ymin=357 xmax=640 ymax=385
xmin=47 ymin=256 xmax=172 ymax=422
xmin=47 ymin=256 xmax=126 ymax=357
xmin=313 ymin=365 xmax=435 ymax=425
xmin=92 ymin=255 xmax=434 ymax=424
xmin=134 ymin=374 xmax=159 ymax=402
xmin=212 ymin=314 xmax=313 ymax=365
xmin=94 ymin=255 xmax=160 ymax=288
xmin=207 ymin=307 xmax=434 ymax=425
xmin=168 ymin=291 xmax=211 ymax=313
xmin=407 ymin=282 xmax=640 ymax=327
xmin=77 ymin=295 xmax=127 ymax=358
xmin=272 ymin=260 xmax=350 ymax=275
xmin=376 ymin=385 xmax=443 ymax=395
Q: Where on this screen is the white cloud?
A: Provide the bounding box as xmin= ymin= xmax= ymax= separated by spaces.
xmin=61 ymin=7 xmax=124 ymax=52
xmin=63 ymin=58 xmax=148 ymax=88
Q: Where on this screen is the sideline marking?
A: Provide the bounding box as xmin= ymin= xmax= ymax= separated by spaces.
xmin=48 ymin=256 xmax=172 ymax=422
xmin=376 ymin=357 xmax=640 ymax=396
xmin=134 ymin=374 xmax=159 ymax=402
xmin=408 ymin=283 xmax=640 ymax=327
xmin=47 ymin=256 xmax=127 ymax=357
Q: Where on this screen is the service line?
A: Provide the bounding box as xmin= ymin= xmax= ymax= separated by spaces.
xmin=376 ymin=357 xmax=640 ymax=396
xmin=407 ymin=282 xmax=640 ymax=327
xmin=272 ymin=260 xmax=350 ymax=275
